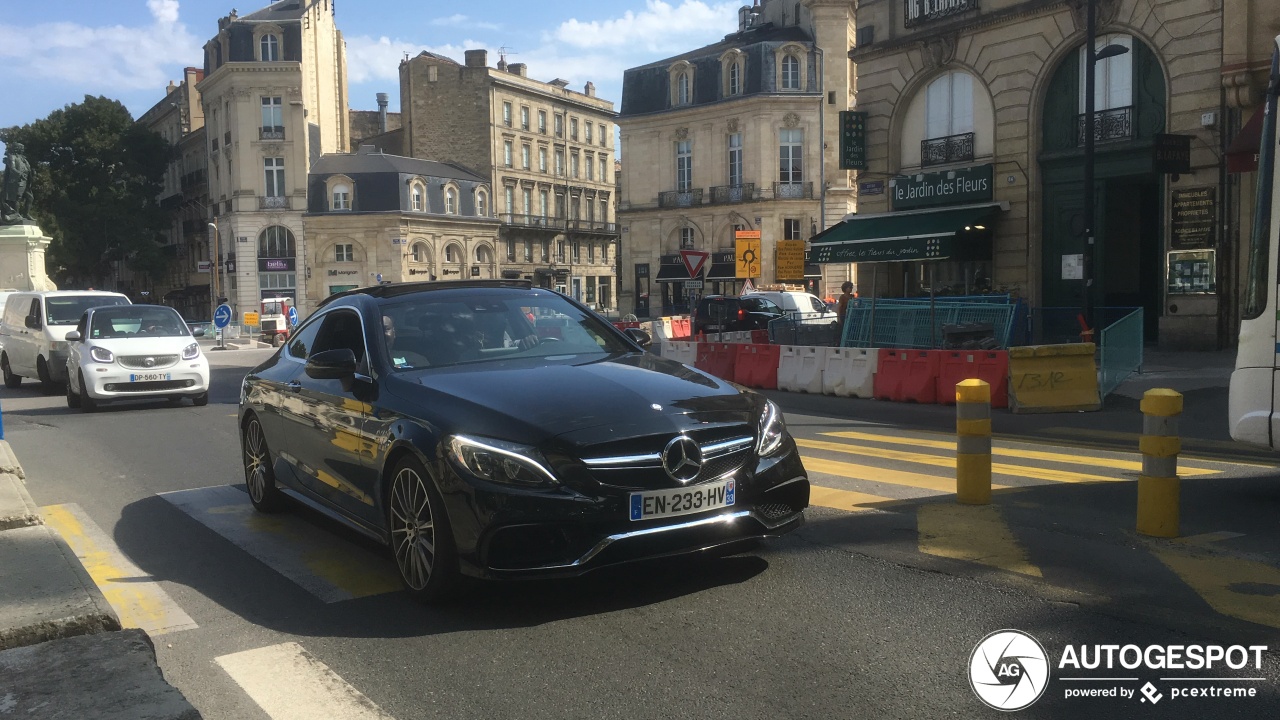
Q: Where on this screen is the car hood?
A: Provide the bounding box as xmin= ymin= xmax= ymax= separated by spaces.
xmin=391 ymin=352 xmax=759 ymax=444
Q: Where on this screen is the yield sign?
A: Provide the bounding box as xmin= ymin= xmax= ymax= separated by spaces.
xmin=680 ymin=250 xmax=709 ymax=279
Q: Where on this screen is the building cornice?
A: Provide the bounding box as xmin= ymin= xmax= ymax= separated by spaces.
xmin=197 ymin=62 xmax=303 ymax=93
xmin=620 ymin=92 xmax=824 ymax=123
xmin=489 ymin=74 xmax=617 ymax=117
xmin=849 ymin=0 xmax=1071 ymax=62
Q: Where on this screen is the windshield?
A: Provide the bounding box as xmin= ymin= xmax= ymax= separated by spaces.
xmin=379 ymin=289 xmax=632 ymax=370
xmin=46 ymin=295 xmax=130 ymax=325
xmin=89 ymin=306 xmax=189 ymax=339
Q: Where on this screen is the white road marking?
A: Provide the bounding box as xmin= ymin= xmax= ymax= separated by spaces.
xmin=216 ymin=642 xmax=396 ymax=720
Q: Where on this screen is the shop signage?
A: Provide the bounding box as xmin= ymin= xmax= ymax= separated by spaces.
xmin=1170 ymin=187 xmax=1216 ymax=249
xmin=859 ymin=180 xmax=885 ymax=196
xmin=734 ymin=230 xmax=762 ymax=278
xmin=409 ymin=268 xmax=433 ymax=276
xmin=810 ymin=236 xmax=951 ymax=263
xmin=839 ymin=111 xmax=868 ymax=170
xmin=197 ymin=261 xmax=212 ymax=273
xmin=904 ymin=0 xmax=977 ymax=27
xmin=891 ymin=164 xmax=993 ymax=211
xmin=327 ymin=269 xmax=358 ymax=276
xmin=1153 ymin=134 xmax=1192 ymax=175
xmin=776 ymin=240 xmax=806 ymax=280
xmin=259 ymin=258 xmax=295 ymax=272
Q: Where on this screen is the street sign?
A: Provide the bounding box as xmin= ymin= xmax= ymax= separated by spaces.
xmin=376 ymin=273 xmax=383 ymax=284
xmin=839 ymin=111 xmax=868 ymax=170
xmin=197 ymin=261 xmax=212 ymax=273
xmin=287 ymin=306 xmax=299 ymax=326
xmin=213 ymin=304 xmax=233 ymax=329
xmin=243 ymin=311 xmax=260 ymax=327
xmin=734 ymin=230 xmax=762 ymax=278
xmin=679 ymin=250 xmax=709 ymax=279
xmin=683 ymin=280 xmax=704 ymax=290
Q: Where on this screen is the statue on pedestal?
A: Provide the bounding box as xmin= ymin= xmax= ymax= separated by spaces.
xmin=1 ymin=143 xmax=34 ymax=225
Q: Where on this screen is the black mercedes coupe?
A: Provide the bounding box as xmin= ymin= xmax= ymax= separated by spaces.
xmin=238 ymin=281 xmax=809 ymax=602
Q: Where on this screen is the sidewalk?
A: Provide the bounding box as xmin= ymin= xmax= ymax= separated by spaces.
xmin=0 ymin=440 xmax=200 ymax=718
xmin=1111 ymin=348 xmax=1235 ymax=399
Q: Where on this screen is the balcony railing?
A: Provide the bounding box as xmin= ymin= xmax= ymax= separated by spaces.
xmin=710 ymin=183 xmax=755 ymax=204
xmin=1076 ymin=106 xmax=1133 ymax=146
xmin=568 ymin=219 xmax=619 ymax=235
xmin=659 ymin=189 xmax=703 ymax=208
xmin=500 ymin=213 xmax=562 ymax=230
xmin=773 ymin=182 xmax=813 ymax=200
xmin=259 ymin=126 xmax=285 ymax=140
xmin=920 ymin=132 xmax=975 ymax=167
xmin=259 ymin=195 xmax=288 ymax=210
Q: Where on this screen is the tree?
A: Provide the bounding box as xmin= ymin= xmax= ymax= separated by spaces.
xmin=0 ymin=96 xmax=171 ymax=288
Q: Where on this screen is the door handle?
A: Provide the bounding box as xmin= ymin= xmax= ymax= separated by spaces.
xmin=285 ymin=381 xmax=302 ymax=392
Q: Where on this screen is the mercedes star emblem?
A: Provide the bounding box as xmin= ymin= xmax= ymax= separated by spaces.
xmin=661 ymin=435 xmax=703 ymax=484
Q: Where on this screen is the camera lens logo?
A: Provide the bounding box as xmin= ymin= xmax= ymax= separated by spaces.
xmin=969 ymin=630 xmax=1050 ymax=711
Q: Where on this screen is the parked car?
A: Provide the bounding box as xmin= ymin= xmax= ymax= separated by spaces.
xmin=64 ymin=304 xmax=209 ymax=411
xmin=239 ymin=280 xmax=809 ymax=603
xmin=742 ymin=290 xmax=835 ymax=320
xmin=691 ymin=295 xmax=786 ymax=335
xmin=0 ymin=290 xmax=131 ymax=393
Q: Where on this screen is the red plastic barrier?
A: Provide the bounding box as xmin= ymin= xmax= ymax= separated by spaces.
xmin=674 ymin=318 xmax=691 ymax=338
xmin=936 ymin=351 xmax=1010 ymax=408
xmin=733 ymin=344 xmax=781 ymax=389
xmin=750 ymin=329 xmax=770 ymax=344
xmin=874 ymin=349 xmax=940 ymax=403
xmin=695 ymin=342 xmax=737 ymax=381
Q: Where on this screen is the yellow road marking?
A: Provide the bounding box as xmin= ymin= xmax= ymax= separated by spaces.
xmin=41 ymin=503 xmax=198 ymax=635
xmin=808 ymin=486 xmax=899 ymax=512
xmin=1044 ymin=427 xmax=1277 ymax=465
xmin=802 ymin=456 xmax=1008 ymax=494
xmin=821 ymin=430 xmax=1220 ymax=477
xmin=917 ymin=504 xmax=1043 ymax=577
xmin=798 ymin=438 xmax=1123 ymax=484
xmin=1174 ymin=531 xmax=1246 ymax=546
xmin=1150 ymin=543 xmax=1280 ymax=630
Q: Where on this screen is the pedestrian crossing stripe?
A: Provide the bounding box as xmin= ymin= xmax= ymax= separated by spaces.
xmin=216 ymin=642 xmax=397 ymax=720
xmin=819 ymin=430 xmax=1222 ymax=477
xmin=802 ymin=456 xmax=1011 ymax=494
xmin=808 ymin=486 xmax=898 ymax=512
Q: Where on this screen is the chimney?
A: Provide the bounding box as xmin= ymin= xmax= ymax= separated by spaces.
xmin=509 ymin=63 xmax=527 ymax=77
xmin=166 ymin=80 xmax=178 ymax=95
xmin=584 ymin=81 xmax=595 ymax=97
xmin=464 ymin=49 xmax=488 ymax=68
xmin=497 ymin=58 xmax=507 ymax=71
xmin=376 ymin=92 xmax=389 ymax=132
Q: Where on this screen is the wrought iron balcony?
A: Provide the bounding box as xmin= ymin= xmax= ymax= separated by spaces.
xmin=920 ymin=132 xmax=975 ymax=167
xmin=259 ymin=126 xmax=285 ymax=140
xmin=773 ymin=182 xmax=813 ymax=200
xmin=259 ymin=196 xmax=288 ymax=210
xmin=500 ymin=213 xmax=564 ymax=230
xmin=659 ymin=189 xmax=703 ymax=208
xmin=710 ymin=183 xmax=755 ymax=204
xmin=1076 ymin=106 xmax=1133 ymax=146
xmin=568 ymin=219 xmax=619 ymax=235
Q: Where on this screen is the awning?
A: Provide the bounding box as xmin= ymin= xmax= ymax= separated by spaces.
xmin=706 ymin=252 xmax=736 ymax=280
xmin=809 ymin=202 xmax=1007 ymax=264
xmin=804 ymin=263 xmax=821 ymax=278
xmin=656 ymin=263 xmax=694 ymax=281
xmin=1227 ymin=108 xmax=1264 ymax=174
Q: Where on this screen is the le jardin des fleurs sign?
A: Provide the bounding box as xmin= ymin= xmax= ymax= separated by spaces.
xmin=839 ymin=111 xmax=868 ymax=170
xmin=810 ymin=236 xmax=952 ymax=264
xmin=904 ymin=0 xmax=977 ymax=27
xmin=891 ymin=164 xmax=993 ymax=211
xmin=1170 ymin=186 xmax=1217 ymax=249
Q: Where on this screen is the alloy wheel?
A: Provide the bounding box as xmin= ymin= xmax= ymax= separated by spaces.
xmin=389 ymin=467 xmax=436 ymax=591
xmin=244 ymin=419 xmax=269 ymax=504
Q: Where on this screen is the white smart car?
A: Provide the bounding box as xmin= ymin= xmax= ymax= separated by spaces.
xmin=64 ymin=304 xmax=210 ymax=412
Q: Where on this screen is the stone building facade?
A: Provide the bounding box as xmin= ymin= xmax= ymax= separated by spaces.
xmin=197 ymin=0 xmax=349 ymax=324
xmin=617 ymin=0 xmax=858 ymax=317
xmin=843 ymin=0 xmax=1230 ymax=348
xmin=302 ymin=146 xmax=500 ymax=307
xmin=362 ymin=50 xmax=620 ymax=310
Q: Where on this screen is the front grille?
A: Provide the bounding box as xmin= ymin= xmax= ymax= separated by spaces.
xmin=756 ymin=503 xmax=794 ymax=520
xmin=117 ymin=354 xmax=179 ymax=370
xmin=582 ymin=428 xmax=754 ymax=490
xmin=104 ymin=380 xmax=196 ymax=393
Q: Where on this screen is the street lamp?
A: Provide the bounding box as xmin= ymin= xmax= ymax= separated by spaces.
xmin=208 ymin=220 xmax=222 ymax=348
xmin=1081 ymin=0 xmax=1129 ymax=335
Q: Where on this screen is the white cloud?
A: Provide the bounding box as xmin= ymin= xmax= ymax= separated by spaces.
xmin=343 ymin=36 xmax=486 ymax=85
xmin=430 ymin=14 xmax=500 ymax=31
xmin=550 ymin=0 xmax=739 ymax=52
xmin=0 ymin=1 xmax=200 ymax=94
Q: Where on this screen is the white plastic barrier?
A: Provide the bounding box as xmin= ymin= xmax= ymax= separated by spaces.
xmin=794 ymin=346 xmax=827 ymax=393
xmin=777 ymin=346 xmax=803 ymax=392
xmin=823 ymin=347 xmax=879 ymax=398
xmin=731 ymin=331 xmax=753 ymax=343
xmin=665 ymin=340 xmax=698 ymax=366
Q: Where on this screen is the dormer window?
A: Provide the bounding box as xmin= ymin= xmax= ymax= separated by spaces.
xmin=729 ymin=61 xmax=742 ymax=96
xmin=476 ymin=189 xmax=488 ymax=217
xmin=678 ymin=72 xmax=691 ymax=105
xmin=261 ymin=34 xmax=279 ymax=62
xmin=445 ymin=187 xmax=458 ymax=214
xmin=781 ymin=54 xmax=800 ymax=90
xmin=411 ymin=183 xmax=424 ymax=211
xmin=331 ymin=183 xmax=351 ymax=211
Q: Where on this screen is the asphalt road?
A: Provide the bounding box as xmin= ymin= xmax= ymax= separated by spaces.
xmin=4 ymin=348 xmax=1279 ymax=719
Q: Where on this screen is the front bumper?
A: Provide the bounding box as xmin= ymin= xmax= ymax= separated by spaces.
xmin=441 ymin=444 xmax=810 ymax=579
xmin=80 ymin=360 xmax=210 ymax=400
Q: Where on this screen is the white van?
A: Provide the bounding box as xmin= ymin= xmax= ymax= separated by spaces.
xmin=0 ymin=291 xmax=131 ymax=392
xmin=742 ymin=290 xmax=834 ymax=320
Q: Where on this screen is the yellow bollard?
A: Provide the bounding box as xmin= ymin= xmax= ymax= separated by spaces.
xmin=955 ymin=379 xmax=992 ymax=504
xmin=1137 ymin=388 xmax=1183 ymax=538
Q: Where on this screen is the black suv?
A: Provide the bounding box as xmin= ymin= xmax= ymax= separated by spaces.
xmin=692 ymin=295 xmax=785 ymax=334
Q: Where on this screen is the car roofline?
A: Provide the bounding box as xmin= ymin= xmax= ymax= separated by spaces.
xmin=318 ymin=280 xmax=536 ymax=308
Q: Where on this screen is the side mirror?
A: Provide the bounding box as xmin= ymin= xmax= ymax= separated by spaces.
xmin=305 ymin=348 xmax=359 ymax=380
xmin=624 ymin=327 xmax=652 ymax=348
xmin=64 ymin=330 xmax=82 ymax=342
xmin=24 ymin=316 xmax=40 ymax=330
xmin=192 ymin=327 xmax=206 ymax=337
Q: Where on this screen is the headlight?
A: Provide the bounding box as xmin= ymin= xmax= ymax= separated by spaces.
xmin=446 ymin=434 xmax=559 ymax=488
xmin=89 ymin=346 xmax=114 ymax=363
xmin=756 ymin=400 xmax=787 ymax=457
xmin=182 ymin=342 xmax=200 ymax=360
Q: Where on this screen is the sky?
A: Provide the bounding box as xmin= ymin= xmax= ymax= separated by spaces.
xmin=0 ymin=0 xmax=745 ymax=147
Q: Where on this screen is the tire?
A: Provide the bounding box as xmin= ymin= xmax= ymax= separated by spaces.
xmin=387 ymin=455 xmax=459 ymax=604
xmin=1 ymin=354 xmax=20 ymax=389
xmin=78 ymin=372 xmax=98 ymax=413
xmin=65 ymin=375 xmax=80 ymax=408
xmin=36 ymin=356 xmax=58 ymax=395
xmin=192 ymin=392 xmax=209 ymax=407
xmin=242 ymin=415 xmax=285 ymax=512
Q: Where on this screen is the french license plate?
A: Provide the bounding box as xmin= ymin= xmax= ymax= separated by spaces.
xmin=129 ymin=373 xmax=171 ymax=382
xmin=629 ymin=479 xmax=735 ymax=521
